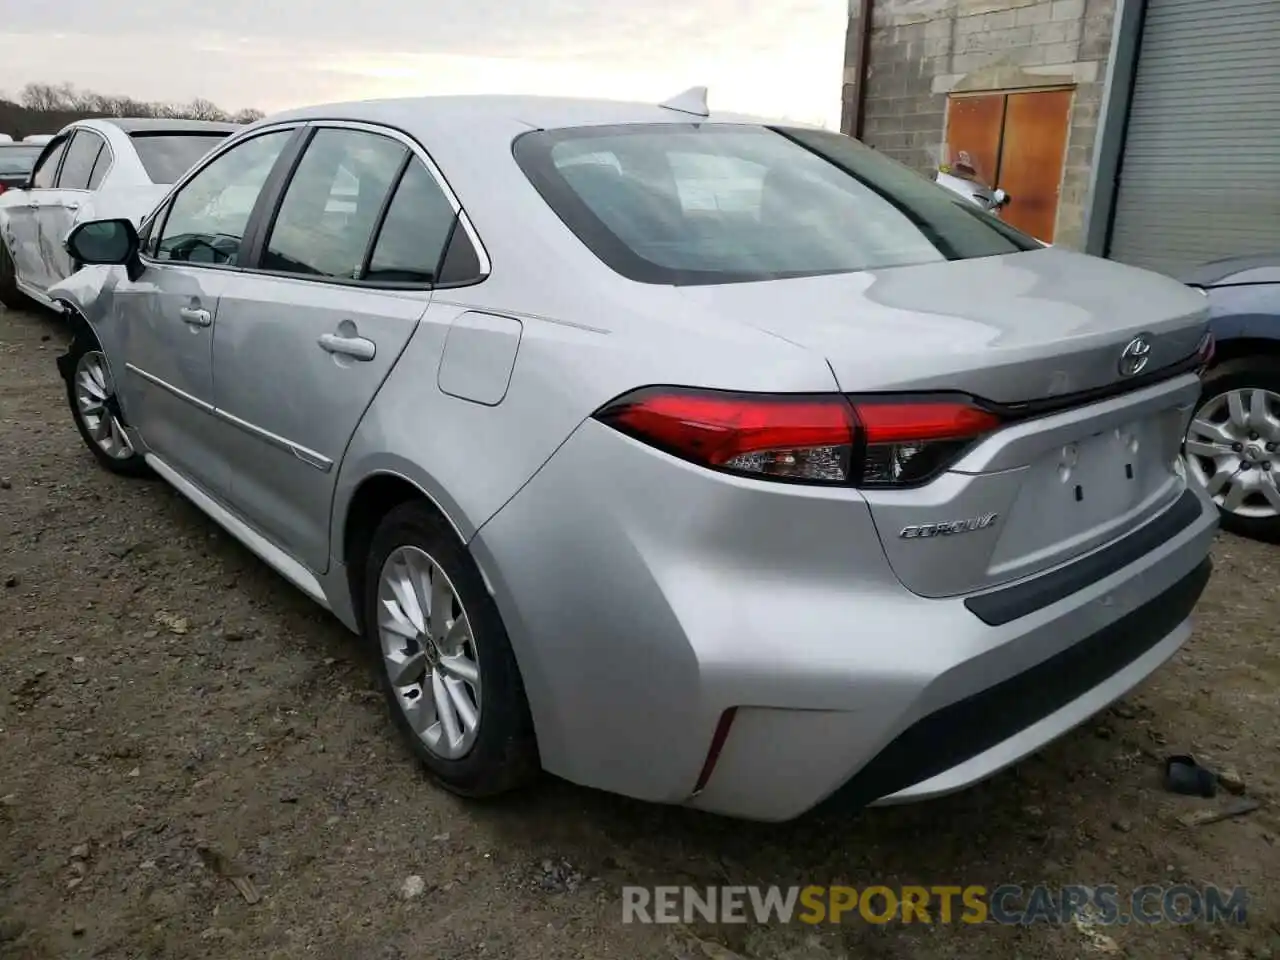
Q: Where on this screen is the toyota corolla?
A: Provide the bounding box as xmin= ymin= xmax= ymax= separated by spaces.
xmin=48 ymin=90 xmax=1217 ymax=822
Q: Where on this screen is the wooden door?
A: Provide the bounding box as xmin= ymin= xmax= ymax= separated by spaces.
xmin=944 ymin=94 xmax=1003 ymax=186
xmin=944 ymin=88 xmax=1073 ymax=243
xmin=997 ymin=89 xmax=1073 ymax=243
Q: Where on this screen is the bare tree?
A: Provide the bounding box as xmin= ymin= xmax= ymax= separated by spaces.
xmin=7 ymin=82 xmax=259 ymax=124
xmin=184 ymin=98 xmax=230 ymax=121
xmin=20 ymin=83 xmax=66 ymax=111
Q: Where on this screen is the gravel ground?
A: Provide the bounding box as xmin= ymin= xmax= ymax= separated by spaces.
xmin=1 ymin=302 xmax=1278 ymax=960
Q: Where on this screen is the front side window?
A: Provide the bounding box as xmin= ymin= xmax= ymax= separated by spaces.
xmin=31 ymin=137 xmax=68 ymax=189
xmin=364 ymin=160 xmax=458 ymax=284
xmin=154 ymin=129 xmax=293 ymax=266
xmin=57 ymin=130 xmax=106 ymax=190
xmin=513 ymin=123 xmax=1040 ymax=286
xmin=261 ymin=128 xmax=406 ymax=280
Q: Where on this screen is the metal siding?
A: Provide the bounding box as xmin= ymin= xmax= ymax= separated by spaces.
xmin=1108 ymin=0 xmax=1280 ymax=277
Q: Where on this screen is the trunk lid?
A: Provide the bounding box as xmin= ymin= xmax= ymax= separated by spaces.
xmin=677 ymin=247 xmax=1211 ymax=597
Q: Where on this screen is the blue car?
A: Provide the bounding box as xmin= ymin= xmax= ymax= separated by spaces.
xmin=1182 ymin=255 xmax=1280 ymax=543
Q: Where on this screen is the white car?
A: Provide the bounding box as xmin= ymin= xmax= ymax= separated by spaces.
xmin=0 ymin=117 xmax=240 ymax=310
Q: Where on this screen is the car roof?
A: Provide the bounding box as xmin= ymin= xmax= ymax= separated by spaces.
xmin=261 ymin=94 xmax=802 ymax=138
xmin=88 ymin=118 xmax=243 ymax=135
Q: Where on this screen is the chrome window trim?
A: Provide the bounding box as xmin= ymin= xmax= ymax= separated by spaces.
xmin=136 ymin=118 xmax=491 ymax=284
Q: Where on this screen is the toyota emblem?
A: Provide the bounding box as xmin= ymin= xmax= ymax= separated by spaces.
xmin=1118 ymin=334 xmax=1153 ymax=377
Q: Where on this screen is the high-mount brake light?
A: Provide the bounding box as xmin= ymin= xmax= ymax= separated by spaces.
xmin=593 ymin=387 xmax=1004 ymax=487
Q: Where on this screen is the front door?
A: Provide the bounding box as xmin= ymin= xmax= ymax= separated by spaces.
xmin=4 ymin=133 xmax=68 ymax=289
xmin=116 ymin=126 xmax=298 ymax=498
xmin=212 ymin=125 xmax=459 ymax=573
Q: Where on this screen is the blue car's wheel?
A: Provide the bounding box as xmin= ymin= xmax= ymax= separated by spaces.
xmin=1185 ymin=358 xmax=1280 ymax=543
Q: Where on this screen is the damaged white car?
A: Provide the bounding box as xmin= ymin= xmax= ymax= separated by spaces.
xmin=0 ymin=117 xmax=240 ymax=311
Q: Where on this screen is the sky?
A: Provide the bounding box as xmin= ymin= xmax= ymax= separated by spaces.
xmin=0 ymin=0 xmax=846 ymax=128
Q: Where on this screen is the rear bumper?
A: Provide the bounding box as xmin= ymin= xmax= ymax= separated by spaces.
xmin=471 ymin=420 xmax=1218 ymax=822
xmin=835 ymin=556 xmax=1210 ymax=809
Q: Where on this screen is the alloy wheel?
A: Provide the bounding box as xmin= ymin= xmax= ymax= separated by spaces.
xmin=74 ymin=351 xmax=135 ymax=461
xmin=376 ymin=546 xmax=483 ymax=760
xmin=1185 ymin=387 xmax=1280 ymax=519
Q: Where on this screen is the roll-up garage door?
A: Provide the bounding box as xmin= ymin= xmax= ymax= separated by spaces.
xmin=1107 ymin=0 xmax=1280 ymax=278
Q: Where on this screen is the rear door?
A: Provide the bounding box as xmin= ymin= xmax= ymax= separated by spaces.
xmin=3 ymin=133 xmax=67 ymax=289
xmin=210 ymin=123 xmax=458 ymax=573
xmin=36 ymin=128 xmax=108 ymax=287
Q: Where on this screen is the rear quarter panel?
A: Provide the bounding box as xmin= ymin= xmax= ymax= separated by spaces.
xmin=328 ymin=282 xmax=838 ymax=556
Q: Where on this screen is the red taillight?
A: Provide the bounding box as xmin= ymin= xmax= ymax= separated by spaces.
xmin=594 ymin=387 xmax=1002 ymax=487
xmin=0 ymin=183 xmax=7 ymax=196
xmin=853 ymin=399 xmax=1004 ymax=486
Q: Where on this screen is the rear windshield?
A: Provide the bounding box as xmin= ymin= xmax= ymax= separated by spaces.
xmin=130 ymin=133 xmax=232 ymax=184
xmin=512 ymin=123 xmax=1039 ymax=285
xmin=0 ymin=146 xmax=41 ymax=176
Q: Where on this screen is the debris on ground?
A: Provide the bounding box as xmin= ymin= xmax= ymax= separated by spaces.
xmin=1164 ymin=754 xmax=1218 ymax=797
xmin=1177 ymin=800 xmax=1262 ymax=828
xmin=1218 ymin=766 xmax=1248 ymax=796
xmin=195 ymin=842 xmax=261 ymax=904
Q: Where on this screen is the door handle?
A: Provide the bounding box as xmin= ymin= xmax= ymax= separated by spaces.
xmin=318 ymin=332 xmax=376 ymax=361
xmin=179 ymin=306 xmax=211 ymax=327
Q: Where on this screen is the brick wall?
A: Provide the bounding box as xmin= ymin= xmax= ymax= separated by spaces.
xmin=845 ymin=0 xmax=1116 ymax=249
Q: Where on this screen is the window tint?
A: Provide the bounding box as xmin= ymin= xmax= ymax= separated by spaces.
xmin=154 ymin=129 xmax=292 ymax=266
xmin=364 ymin=161 xmax=457 ymax=284
xmin=31 ymin=138 xmax=68 ymax=188
xmin=130 ymin=133 xmax=232 ymax=184
xmin=262 ymin=128 xmax=406 ymax=280
xmin=57 ymin=130 xmax=106 ymax=190
xmin=513 ymin=123 xmax=1039 ymax=286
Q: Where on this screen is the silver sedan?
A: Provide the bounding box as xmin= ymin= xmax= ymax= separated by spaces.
xmin=48 ymin=91 xmax=1217 ymax=822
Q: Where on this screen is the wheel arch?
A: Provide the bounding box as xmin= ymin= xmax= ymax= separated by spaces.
xmin=337 ymin=468 xmax=477 ymax=634
xmin=1206 ymin=334 xmax=1280 ymax=372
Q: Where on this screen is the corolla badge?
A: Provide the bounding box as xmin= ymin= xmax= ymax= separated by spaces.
xmin=899 ymin=513 xmax=999 ymax=539
xmin=1118 ymin=334 xmax=1154 ymax=377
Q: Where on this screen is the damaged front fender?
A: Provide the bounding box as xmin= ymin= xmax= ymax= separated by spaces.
xmin=47 ymin=264 xmax=120 ymax=326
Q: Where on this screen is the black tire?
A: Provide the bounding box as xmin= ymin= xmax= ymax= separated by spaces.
xmin=61 ymin=325 xmax=152 ymax=477
xmin=362 ymin=501 xmax=540 ymax=797
xmin=0 ymin=242 xmax=27 ymax=310
xmin=1187 ymin=357 xmax=1280 ymax=544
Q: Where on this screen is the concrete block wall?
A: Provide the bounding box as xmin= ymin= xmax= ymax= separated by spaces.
xmin=845 ymin=0 xmax=1116 ymax=249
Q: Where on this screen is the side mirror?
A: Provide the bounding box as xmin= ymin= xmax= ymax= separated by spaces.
xmin=65 ymin=218 xmax=139 ymax=266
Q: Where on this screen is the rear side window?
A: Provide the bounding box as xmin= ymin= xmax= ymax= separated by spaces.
xmin=364 ymin=160 xmax=458 ymax=284
xmin=261 ymin=128 xmax=406 ymax=280
xmin=513 ymin=123 xmax=1039 ymax=286
xmin=0 ymin=146 xmax=41 ymax=176
xmin=31 ymin=137 xmax=68 ymax=188
xmin=57 ymin=130 xmax=106 ymax=190
xmin=130 ymin=133 xmax=231 ymax=184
